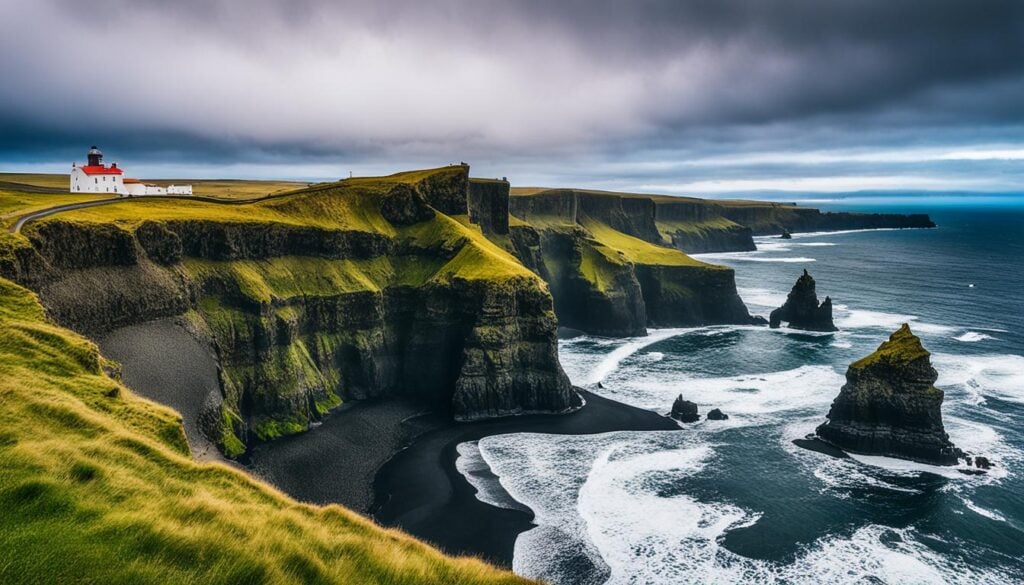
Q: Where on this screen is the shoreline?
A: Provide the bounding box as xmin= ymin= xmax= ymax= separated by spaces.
xmin=371 ymin=389 xmax=679 ymax=568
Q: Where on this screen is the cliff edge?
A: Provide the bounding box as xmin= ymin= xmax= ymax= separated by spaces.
xmin=1 ymin=166 xmax=574 ymax=457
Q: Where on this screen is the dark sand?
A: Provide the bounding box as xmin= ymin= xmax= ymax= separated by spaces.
xmin=99 ymin=319 xmax=225 ymax=461
xmin=372 ymin=390 xmax=680 ymax=568
xmin=247 ymin=400 xmax=446 ymax=511
xmin=97 ymin=319 xmax=451 ymax=511
xmin=98 ymin=319 xmax=680 ymax=564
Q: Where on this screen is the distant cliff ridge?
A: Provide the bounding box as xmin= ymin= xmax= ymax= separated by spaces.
xmin=508 ymin=189 xmax=762 ymax=336
xmin=509 ymin=188 xmax=934 ymax=255
xmin=715 ymin=201 xmax=936 ymax=236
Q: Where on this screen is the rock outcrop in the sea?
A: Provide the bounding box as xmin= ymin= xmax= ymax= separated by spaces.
xmin=670 ymin=395 xmax=699 ymax=423
xmin=815 ymin=324 xmax=961 ymax=465
xmin=707 ymin=408 xmax=729 ymax=420
xmin=780 ymin=229 xmax=792 ymax=239
xmin=769 ymin=270 xmax=837 ymax=332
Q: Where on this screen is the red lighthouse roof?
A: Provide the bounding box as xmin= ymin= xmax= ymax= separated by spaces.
xmin=80 ymin=164 xmax=123 ymax=175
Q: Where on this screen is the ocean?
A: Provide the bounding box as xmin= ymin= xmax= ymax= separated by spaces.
xmin=457 ymin=201 xmax=1024 ymax=584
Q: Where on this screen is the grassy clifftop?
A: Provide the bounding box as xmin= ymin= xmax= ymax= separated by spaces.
xmin=3 ymin=166 xmax=571 ymax=457
xmin=0 ymin=277 xmax=528 ymax=584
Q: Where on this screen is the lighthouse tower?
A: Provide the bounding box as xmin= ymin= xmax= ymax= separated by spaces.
xmin=71 ymin=145 xmax=126 ymax=194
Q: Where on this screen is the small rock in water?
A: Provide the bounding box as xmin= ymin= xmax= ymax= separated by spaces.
xmin=707 ymin=408 xmax=729 ymax=420
xmin=974 ymin=456 xmax=992 ymax=470
xmin=670 ymin=395 xmax=700 ymax=423
xmin=596 ymin=382 xmax=605 ymax=389
xmin=780 ymin=229 xmax=793 ymax=239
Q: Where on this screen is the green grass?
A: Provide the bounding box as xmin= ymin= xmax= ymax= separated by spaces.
xmin=0 ymin=173 xmax=70 ymax=190
xmin=0 ymin=188 xmax=112 ymax=228
xmin=0 ymin=276 xmax=531 ymax=584
xmin=0 ymin=172 xmax=308 ymax=200
xmin=851 ymin=323 xmax=932 ymax=370
xmin=580 ymin=217 xmax=715 ymax=268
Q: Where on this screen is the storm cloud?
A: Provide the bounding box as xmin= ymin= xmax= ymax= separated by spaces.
xmin=2 ymin=0 xmax=1023 ymax=193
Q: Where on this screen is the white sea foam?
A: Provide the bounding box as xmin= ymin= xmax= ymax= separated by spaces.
xmin=727 ymin=255 xmax=817 ymax=263
xmin=477 ymin=431 xmax=1014 ymax=585
xmin=832 ymin=306 xmax=957 ymax=335
xmin=737 ymin=287 xmax=787 ymax=309
xmin=962 ymin=498 xmax=1007 ymax=523
xmin=455 ymin=441 xmax=531 ymax=513
xmin=594 ymin=362 xmax=845 ymax=424
xmin=581 ymin=328 xmax=697 ymax=385
xmin=933 ymin=353 xmax=1024 ymax=405
xmin=953 ymin=331 xmax=997 ymax=342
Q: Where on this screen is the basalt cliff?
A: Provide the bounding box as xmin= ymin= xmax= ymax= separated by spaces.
xmin=0 ymin=166 xmax=576 ymax=458
xmin=815 ymin=324 xmax=960 ymax=465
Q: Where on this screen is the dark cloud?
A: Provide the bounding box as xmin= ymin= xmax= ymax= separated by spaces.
xmin=1 ymin=1 xmax=1023 ymax=191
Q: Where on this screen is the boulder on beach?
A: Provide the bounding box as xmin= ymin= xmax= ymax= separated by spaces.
xmin=706 ymin=408 xmax=729 ymax=420
xmin=670 ymin=395 xmax=699 ymax=423
xmin=769 ymin=269 xmax=838 ymax=332
xmin=815 ymin=324 xmax=961 ymax=465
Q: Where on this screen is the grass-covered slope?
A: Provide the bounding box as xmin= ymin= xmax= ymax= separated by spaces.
xmin=0 ymin=172 xmax=307 ymax=200
xmin=0 ymin=277 xmax=529 ymax=584
xmin=2 ymin=166 xmax=573 ymax=457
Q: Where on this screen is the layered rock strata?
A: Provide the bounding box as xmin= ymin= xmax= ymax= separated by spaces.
xmin=815 ymin=324 xmax=960 ymax=465
xmin=2 ymin=167 xmax=574 ymax=457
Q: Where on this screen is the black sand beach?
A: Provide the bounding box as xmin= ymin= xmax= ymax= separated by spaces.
xmin=99 ymin=319 xmax=680 ymax=565
xmin=372 ymin=390 xmax=680 ymax=567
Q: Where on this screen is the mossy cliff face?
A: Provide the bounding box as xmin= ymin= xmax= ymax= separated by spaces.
xmin=653 ymin=199 xmax=756 ymax=254
xmin=4 ymin=167 xmax=573 ymax=456
xmin=816 ymin=324 xmax=960 ymax=465
xmin=508 ymin=190 xmax=760 ymax=335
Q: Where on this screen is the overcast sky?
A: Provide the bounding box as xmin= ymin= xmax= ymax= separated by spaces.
xmin=2 ymin=0 xmax=1023 ymax=196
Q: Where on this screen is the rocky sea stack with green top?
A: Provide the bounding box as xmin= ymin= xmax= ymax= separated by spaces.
xmin=816 ymin=324 xmax=961 ymax=465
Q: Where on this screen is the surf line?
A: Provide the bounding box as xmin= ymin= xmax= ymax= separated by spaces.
xmin=586 ymin=328 xmax=696 ymax=385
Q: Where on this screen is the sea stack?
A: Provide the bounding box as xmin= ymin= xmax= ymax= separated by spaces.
xmin=769 ymin=269 xmax=837 ymax=331
xmin=670 ymin=395 xmax=700 ymax=423
xmin=815 ymin=324 xmax=960 ymax=465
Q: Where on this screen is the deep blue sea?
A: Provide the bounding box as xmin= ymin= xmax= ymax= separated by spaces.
xmin=459 ymin=201 xmax=1024 ymax=584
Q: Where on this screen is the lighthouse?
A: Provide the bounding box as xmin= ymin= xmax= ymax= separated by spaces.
xmin=71 ymin=145 xmax=125 ymax=194
xmin=69 ymin=146 xmax=192 ymax=196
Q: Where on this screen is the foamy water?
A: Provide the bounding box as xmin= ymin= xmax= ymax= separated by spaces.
xmin=456 ymin=211 xmax=1024 ymax=583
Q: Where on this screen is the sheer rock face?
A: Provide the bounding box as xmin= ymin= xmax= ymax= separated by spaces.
xmin=670 ymin=395 xmax=699 ymax=423
xmin=769 ymin=270 xmax=837 ymax=332
xmin=816 ymin=324 xmax=960 ymax=465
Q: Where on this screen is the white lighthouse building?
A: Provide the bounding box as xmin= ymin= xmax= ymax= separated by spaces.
xmin=70 ymin=146 xmax=191 ymax=196
xmin=71 ymin=146 xmax=126 ymax=194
